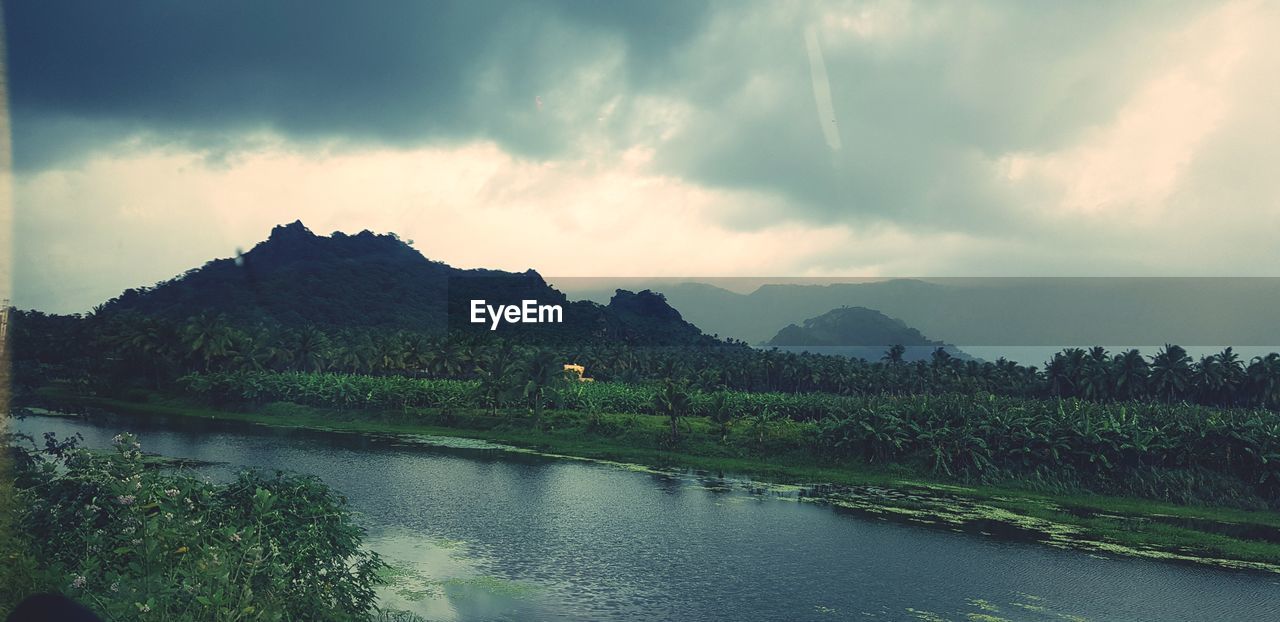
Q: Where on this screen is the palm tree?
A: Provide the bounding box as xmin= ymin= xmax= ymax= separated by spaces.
xmin=399 ymin=332 xmax=432 ymax=376
xmin=228 ymin=329 xmax=274 ymax=372
xmin=294 ymin=324 xmax=333 ymax=372
xmin=1079 ymin=347 xmax=1111 ymax=401
xmin=706 ymin=391 xmax=734 ymax=441
xmin=370 ymin=333 xmax=406 ymax=373
xmin=332 ymin=329 xmax=373 ymax=373
xmin=426 ymin=338 xmax=463 ymax=378
xmin=183 ymin=313 xmax=234 ymax=371
xmin=1149 ymin=344 xmax=1193 ymax=403
xmin=522 ymin=348 xmax=569 ymax=422
xmin=653 ymin=378 xmax=692 ymax=442
xmin=882 ymin=344 xmax=906 ymax=365
xmin=1247 ymin=353 xmax=1280 ymax=409
xmin=1193 ymin=354 xmax=1225 ymax=406
xmin=1217 ymin=347 xmax=1245 ymax=407
xmin=104 ymin=314 xmax=180 ymax=386
xmin=1045 ymin=351 xmax=1075 ymax=398
xmin=476 ymin=342 xmax=519 ymax=415
xmin=1110 ymin=349 xmax=1148 ymax=401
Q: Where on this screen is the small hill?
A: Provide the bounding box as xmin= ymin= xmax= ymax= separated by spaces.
xmin=766 ymin=306 xmax=941 ymax=347
xmin=765 ymin=306 xmax=969 ymax=361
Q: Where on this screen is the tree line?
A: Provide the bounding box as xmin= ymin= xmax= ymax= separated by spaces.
xmin=181 ymin=371 xmax=1280 ymax=509
xmin=9 ymin=309 xmax=1280 ymax=410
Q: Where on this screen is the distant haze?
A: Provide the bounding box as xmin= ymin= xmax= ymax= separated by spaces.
xmin=554 ymin=277 xmax=1280 ymax=355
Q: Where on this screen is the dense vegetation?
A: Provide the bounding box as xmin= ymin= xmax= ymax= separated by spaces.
xmin=176 ymin=370 xmax=1280 ymax=510
xmin=1 ymin=431 xmax=384 ymax=620
xmin=12 ymin=306 xmax=1280 ymax=411
xmin=15 ymin=297 xmax=1280 ymax=510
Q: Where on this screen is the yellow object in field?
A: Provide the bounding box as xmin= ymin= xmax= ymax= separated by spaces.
xmin=563 ymin=363 xmax=594 ymax=382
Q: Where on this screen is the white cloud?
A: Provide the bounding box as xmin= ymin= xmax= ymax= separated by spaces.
xmin=14 ymin=140 xmax=875 ymax=312
xmin=996 ymin=1 xmax=1267 ymax=218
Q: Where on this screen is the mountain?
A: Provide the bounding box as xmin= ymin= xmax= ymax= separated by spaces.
xmin=764 ymin=306 xmax=969 ymax=361
xmin=766 ymin=306 xmax=947 ymax=347
xmin=636 ymin=278 xmax=1280 ymax=348
xmin=100 ymin=221 xmax=716 ymax=346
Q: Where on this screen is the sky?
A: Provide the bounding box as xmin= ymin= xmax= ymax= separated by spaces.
xmin=5 ymin=0 xmax=1280 ymax=313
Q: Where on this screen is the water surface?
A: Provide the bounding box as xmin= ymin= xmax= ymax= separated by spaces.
xmin=12 ymin=414 xmax=1280 ymax=621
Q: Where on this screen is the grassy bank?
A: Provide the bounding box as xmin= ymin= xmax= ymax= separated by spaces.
xmin=179 ymin=371 xmax=1280 ymax=512
xmin=24 ymin=387 xmax=1280 ymax=573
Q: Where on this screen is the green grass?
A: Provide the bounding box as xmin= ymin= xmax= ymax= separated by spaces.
xmin=178 ymin=370 xmax=1280 ymax=513
xmin=25 ymin=387 xmax=1280 ymax=571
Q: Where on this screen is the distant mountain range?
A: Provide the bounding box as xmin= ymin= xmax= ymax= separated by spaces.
xmin=567 ymin=278 xmax=1280 ymax=348
xmin=99 ymin=221 xmax=716 ymax=346
xmin=89 ymin=223 xmax=1280 ymax=352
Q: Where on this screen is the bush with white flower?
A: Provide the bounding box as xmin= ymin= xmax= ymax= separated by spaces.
xmin=2 ymin=433 xmax=385 ymax=621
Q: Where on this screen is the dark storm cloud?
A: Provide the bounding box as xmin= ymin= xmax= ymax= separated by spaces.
xmin=2 ymin=0 xmax=1247 ymax=238
xmin=3 ymin=0 xmax=710 ymax=170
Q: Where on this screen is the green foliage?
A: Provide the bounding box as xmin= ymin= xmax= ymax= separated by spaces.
xmin=652 ymin=379 xmax=693 ymax=442
xmin=12 ymin=302 xmax=1280 ymax=412
xmin=4 ymin=434 xmax=384 ymax=621
xmin=180 ymin=371 xmax=1280 ymax=508
xmin=521 ymin=349 xmax=572 ymax=420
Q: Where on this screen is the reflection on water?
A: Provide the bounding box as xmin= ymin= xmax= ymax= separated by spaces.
xmin=11 ymin=413 xmax=1280 ymax=621
xmin=370 ymin=529 xmax=549 ymax=621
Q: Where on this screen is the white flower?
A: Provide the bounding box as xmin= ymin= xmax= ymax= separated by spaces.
xmin=71 ymin=575 xmax=86 ymax=589
xmin=117 ymin=495 xmax=136 ymax=506
xmin=110 ymin=582 xmax=119 ymax=593
xmin=229 ymin=532 xmax=242 ymax=543
xmin=164 ymin=488 xmax=180 ymax=498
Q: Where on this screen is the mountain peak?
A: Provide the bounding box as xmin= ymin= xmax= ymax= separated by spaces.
xmin=608 ymin=289 xmax=683 ymax=322
xmin=268 ymin=219 xmax=315 ymax=241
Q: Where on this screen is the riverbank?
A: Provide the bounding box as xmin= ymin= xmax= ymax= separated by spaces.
xmin=20 ymin=388 xmax=1280 ymax=573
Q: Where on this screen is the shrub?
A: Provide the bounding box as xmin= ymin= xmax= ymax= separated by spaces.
xmin=4 ymin=433 xmax=385 ymax=621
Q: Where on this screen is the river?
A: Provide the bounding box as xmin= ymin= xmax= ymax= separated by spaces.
xmin=11 ymin=413 xmax=1280 ymax=621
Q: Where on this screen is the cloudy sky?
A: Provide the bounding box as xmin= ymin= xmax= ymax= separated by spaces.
xmin=6 ymin=0 xmax=1280 ymax=313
